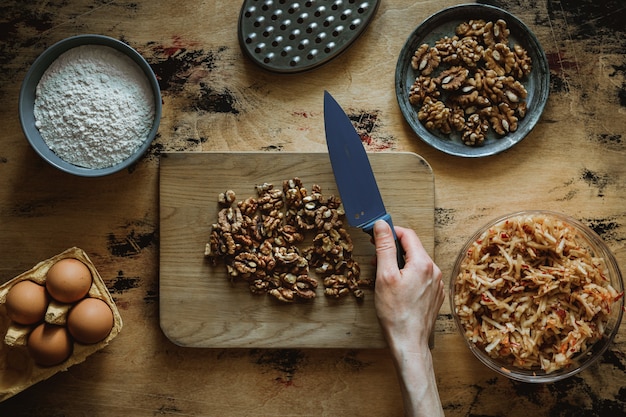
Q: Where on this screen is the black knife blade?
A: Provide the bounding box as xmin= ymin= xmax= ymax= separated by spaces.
xmin=323 ymin=91 xmax=405 ymax=268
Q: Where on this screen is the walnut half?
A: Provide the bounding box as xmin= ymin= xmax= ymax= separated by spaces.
xmin=411 ymin=43 xmax=441 ymax=76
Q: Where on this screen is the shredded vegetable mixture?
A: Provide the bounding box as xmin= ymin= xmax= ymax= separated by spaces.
xmin=454 ymin=213 xmax=624 ymax=373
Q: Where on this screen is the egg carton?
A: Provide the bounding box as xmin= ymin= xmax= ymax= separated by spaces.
xmin=0 ymin=247 xmax=123 ymax=402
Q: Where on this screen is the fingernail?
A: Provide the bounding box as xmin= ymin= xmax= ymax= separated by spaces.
xmin=373 ymin=219 xmax=387 ymax=236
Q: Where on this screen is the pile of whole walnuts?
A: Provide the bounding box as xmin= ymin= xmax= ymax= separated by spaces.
xmin=409 ymin=18 xmax=532 ymax=146
xmin=205 ymin=178 xmax=369 ymax=303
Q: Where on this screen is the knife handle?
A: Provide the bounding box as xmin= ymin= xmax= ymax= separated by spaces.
xmin=387 ymin=218 xmax=406 ymax=270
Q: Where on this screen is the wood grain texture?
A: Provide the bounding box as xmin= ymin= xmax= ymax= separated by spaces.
xmin=1 ymin=0 xmax=625 ymax=415
xmin=159 ymin=152 xmax=434 ymax=348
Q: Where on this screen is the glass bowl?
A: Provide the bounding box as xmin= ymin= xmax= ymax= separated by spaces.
xmin=450 ymin=210 xmax=624 ymax=383
xmin=18 ymin=34 xmax=161 ymax=177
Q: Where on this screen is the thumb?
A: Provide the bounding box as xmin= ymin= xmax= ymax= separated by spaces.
xmin=374 ymin=220 xmax=399 ymax=270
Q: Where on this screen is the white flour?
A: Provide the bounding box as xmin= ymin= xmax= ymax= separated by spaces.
xmin=34 ymin=45 xmax=155 ymax=169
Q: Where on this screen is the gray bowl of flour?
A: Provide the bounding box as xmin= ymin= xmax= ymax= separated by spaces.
xmin=19 ymin=34 xmax=162 ymax=177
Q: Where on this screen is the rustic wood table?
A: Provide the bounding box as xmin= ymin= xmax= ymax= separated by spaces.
xmin=1 ymin=0 xmax=624 ymax=415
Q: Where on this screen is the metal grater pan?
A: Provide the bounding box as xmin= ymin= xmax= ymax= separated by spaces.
xmin=238 ymin=0 xmax=381 ymax=73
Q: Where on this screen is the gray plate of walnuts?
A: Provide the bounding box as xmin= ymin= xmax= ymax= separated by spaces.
xmin=395 ymin=3 xmax=549 ymax=157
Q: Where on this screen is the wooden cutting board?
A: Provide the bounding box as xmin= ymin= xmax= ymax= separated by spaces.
xmin=159 ymin=152 xmax=434 ymax=348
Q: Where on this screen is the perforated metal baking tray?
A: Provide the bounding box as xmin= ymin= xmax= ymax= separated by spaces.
xmin=238 ymin=0 xmax=380 ymax=73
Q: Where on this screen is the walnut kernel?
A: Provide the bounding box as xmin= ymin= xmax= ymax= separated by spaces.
xmin=407 ymin=18 xmax=532 ymax=147
xmin=206 ymin=179 xmax=365 ymax=303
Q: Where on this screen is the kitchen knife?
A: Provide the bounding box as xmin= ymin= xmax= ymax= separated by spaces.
xmin=323 ymin=90 xmax=405 ymax=268
xmin=324 ymin=91 xmax=435 ymax=349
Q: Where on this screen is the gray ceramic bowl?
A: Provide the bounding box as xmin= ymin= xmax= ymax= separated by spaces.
xmin=395 ymin=4 xmax=549 ymax=157
xmin=19 ymin=34 xmax=161 ymax=177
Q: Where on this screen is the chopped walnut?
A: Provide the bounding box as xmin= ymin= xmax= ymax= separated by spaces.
xmin=269 ymin=287 xmax=295 ymax=303
xmin=304 ymin=225 xmax=367 ymax=300
xmin=232 ymin=252 xmax=264 ymax=279
xmin=205 ymin=228 xmax=235 ymax=259
xmin=293 ymin=190 xmax=327 ymax=231
xmin=217 ymin=207 xmax=244 ymax=233
xmin=218 ymin=190 xmax=236 ymax=207
xmin=294 ymin=275 xmax=318 ymax=299
xmin=238 ymin=197 xmax=258 ymax=217
xmin=262 ymin=210 xmax=283 ymax=236
xmin=256 ymin=183 xmax=284 ymax=213
xmin=205 ymin=205 xmax=253 ymax=261
xmin=242 ymin=213 xmax=263 ymax=244
xmin=206 ymin=179 xmax=363 ymax=303
xmin=283 ymin=177 xmax=307 ymax=213
xmin=281 ymin=224 xmax=305 ymax=244
xmin=411 ymin=43 xmax=441 ymax=76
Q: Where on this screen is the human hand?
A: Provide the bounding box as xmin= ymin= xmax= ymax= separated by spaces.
xmin=373 ymin=220 xmax=444 ymax=352
xmin=373 ymin=220 xmax=445 ymax=417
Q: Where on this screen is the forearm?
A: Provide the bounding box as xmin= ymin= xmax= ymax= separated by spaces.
xmin=391 ymin=345 xmax=444 ymax=417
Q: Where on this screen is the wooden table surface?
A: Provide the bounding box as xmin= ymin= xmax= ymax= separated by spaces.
xmin=1 ymin=0 xmax=624 ymax=416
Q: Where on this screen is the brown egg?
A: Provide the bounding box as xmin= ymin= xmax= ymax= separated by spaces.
xmin=27 ymin=323 xmax=73 ymax=366
xmin=46 ymin=258 xmax=92 ymax=303
xmin=67 ymin=298 xmax=114 ymax=344
xmin=5 ymin=280 xmax=48 ymax=325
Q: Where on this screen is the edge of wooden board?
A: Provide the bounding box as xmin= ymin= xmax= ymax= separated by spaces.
xmin=159 ymin=152 xmax=434 ymax=348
